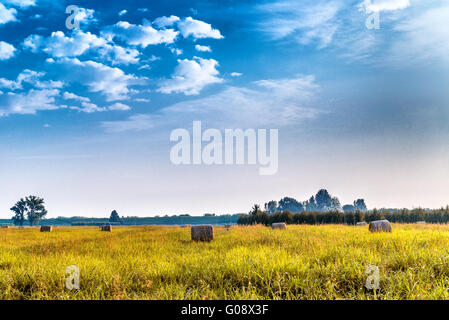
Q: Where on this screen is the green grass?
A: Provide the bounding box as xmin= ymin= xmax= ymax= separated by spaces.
xmin=1 ymin=224 xmax=449 ymax=299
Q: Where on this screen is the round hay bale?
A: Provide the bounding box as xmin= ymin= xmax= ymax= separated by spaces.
xmin=191 ymin=225 xmax=214 ymax=241
xmin=416 ymin=221 xmax=426 ymax=224
xmin=1 ymin=226 xmax=10 ymax=229
xmin=100 ymin=225 xmax=112 ymax=232
xmin=271 ymin=222 xmax=286 ymax=230
xmin=40 ymin=225 xmax=53 ymax=232
xmin=356 ymin=221 xmax=367 ymax=226
xmin=369 ymin=220 xmax=392 ymax=233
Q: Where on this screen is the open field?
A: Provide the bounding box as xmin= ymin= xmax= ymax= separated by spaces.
xmin=1 ymin=224 xmax=449 ymax=299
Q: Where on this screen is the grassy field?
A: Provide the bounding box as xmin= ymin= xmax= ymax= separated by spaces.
xmin=1 ymin=224 xmax=449 ymax=299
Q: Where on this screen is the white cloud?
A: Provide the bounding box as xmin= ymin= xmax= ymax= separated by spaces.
xmin=230 ymin=72 xmax=242 ymax=77
xmin=135 ymin=98 xmax=150 ymax=102
xmin=102 ymin=114 xmax=154 ymax=132
xmin=103 ymin=75 xmax=322 ymax=131
xmin=153 ymin=15 xmax=180 ymax=28
xmin=0 ymin=3 xmax=17 ymax=25
xmin=98 ymin=45 xmax=140 ymax=65
xmin=388 ymin=4 xmax=449 ymax=64
xmin=177 ymin=17 xmax=223 ymax=39
xmin=108 ymin=102 xmax=131 ymax=111
xmin=158 ymin=57 xmax=223 ymax=95
xmin=119 ymin=10 xmax=127 ymax=16
xmin=257 ymin=0 xmax=341 ymax=49
xmin=51 ymin=57 xmax=147 ymax=101
xmin=74 ymin=7 xmax=96 ymax=27
xmin=359 ymin=0 xmax=410 ymax=13
xmin=0 ymin=69 xmax=63 ymax=90
xmin=63 ymin=91 xmax=90 ymax=102
xmin=102 ymin=20 xmax=178 ymax=48
xmin=23 ymin=30 xmax=141 ymax=65
xmin=0 ymin=41 xmax=16 ymax=60
xmin=23 ymin=30 xmax=107 ymax=57
xmin=70 ymin=101 xmax=106 ymax=113
xmin=0 ymin=89 xmax=62 ymax=116
xmin=170 ymin=47 xmax=183 ymax=55
xmin=2 ymin=0 xmax=36 ymax=8
xmin=195 ymin=44 xmax=211 ymax=52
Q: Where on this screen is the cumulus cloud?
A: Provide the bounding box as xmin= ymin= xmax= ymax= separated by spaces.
xmin=118 ymin=10 xmax=127 ymax=16
xmin=62 ymin=91 xmax=90 ymax=102
xmin=23 ymin=30 xmax=140 ymax=65
xmin=70 ymin=101 xmax=106 ymax=113
xmin=23 ymin=30 xmax=107 ymax=57
xmin=0 ymin=41 xmax=16 ymax=60
xmin=153 ymin=15 xmax=180 ymax=28
xmin=0 ymin=3 xmax=17 ymax=25
xmin=230 ymin=72 xmax=242 ymax=77
xmin=158 ymin=57 xmax=223 ymax=95
xmin=177 ymin=17 xmax=223 ymax=39
xmin=102 ymin=20 xmax=178 ymax=48
xmin=2 ymin=0 xmax=36 ymax=8
xmin=0 ymin=89 xmax=62 ymax=116
xmin=50 ymin=57 xmax=147 ymax=101
xmin=108 ymin=102 xmax=131 ymax=111
xmin=74 ymin=7 xmax=96 ymax=27
xmin=195 ymin=44 xmax=211 ymax=52
xmin=0 ymin=69 xmax=63 ymax=90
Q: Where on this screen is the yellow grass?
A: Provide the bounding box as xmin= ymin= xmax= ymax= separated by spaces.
xmin=1 ymin=224 xmax=449 ymax=299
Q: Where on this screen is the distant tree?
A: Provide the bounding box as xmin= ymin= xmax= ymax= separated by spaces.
xmin=109 ymin=210 xmax=121 ymax=223
xmin=314 ymin=189 xmax=341 ymax=212
xmin=304 ymin=196 xmax=317 ymax=212
xmin=10 ymin=198 xmax=27 ymax=226
xmin=331 ymin=197 xmax=342 ymax=211
xmin=277 ymin=197 xmax=304 ymax=213
xmin=353 ymin=199 xmax=367 ymax=212
xmin=26 ymin=196 xmax=48 ymax=226
xmin=250 ymin=204 xmax=261 ymax=215
xmin=264 ymin=200 xmax=278 ymax=214
xmin=315 ymin=189 xmax=332 ymax=211
xmin=343 ymin=204 xmax=356 ymax=212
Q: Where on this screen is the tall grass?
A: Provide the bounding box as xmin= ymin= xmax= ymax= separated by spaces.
xmin=1 ymin=224 xmax=449 ymax=299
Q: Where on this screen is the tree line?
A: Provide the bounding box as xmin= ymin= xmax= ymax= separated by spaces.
xmin=263 ymin=189 xmax=367 ymax=214
xmin=238 ymin=206 xmax=449 ymax=226
xmin=238 ymin=189 xmax=449 ymax=225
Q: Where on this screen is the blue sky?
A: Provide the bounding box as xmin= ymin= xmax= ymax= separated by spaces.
xmin=0 ymin=0 xmax=449 ymax=217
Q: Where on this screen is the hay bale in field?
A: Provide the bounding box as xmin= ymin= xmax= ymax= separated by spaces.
xmin=271 ymin=222 xmax=287 ymax=230
xmin=1 ymin=226 xmax=10 ymax=229
xmin=369 ymin=220 xmax=392 ymax=233
xmin=191 ymin=225 xmax=214 ymax=241
xmin=100 ymin=225 xmax=112 ymax=232
xmin=40 ymin=225 xmax=52 ymax=232
xmin=356 ymin=221 xmax=367 ymax=226
xmin=416 ymin=221 xmax=426 ymax=224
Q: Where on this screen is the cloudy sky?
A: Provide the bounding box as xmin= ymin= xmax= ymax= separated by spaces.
xmin=0 ymin=0 xmax=448 ymax=218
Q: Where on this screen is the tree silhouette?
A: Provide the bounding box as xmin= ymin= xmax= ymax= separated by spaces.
xmin=10 ymin=198 xmax=27 ymax=226
xmin=109 ymin=210 xmax=121 ymax=223
xmin=26 ymin=196 xmax=48 ymax=226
